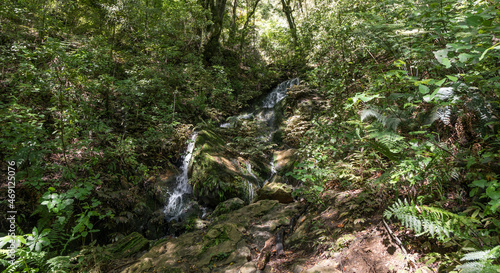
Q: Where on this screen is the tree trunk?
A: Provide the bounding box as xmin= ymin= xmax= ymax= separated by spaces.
xmin=239 ymin=0 xmax=260 ymax=50
xmin=280 ymin=0 xmax=297 ymax=47
xmin=202 ymin=0 xmax=227 ymax=61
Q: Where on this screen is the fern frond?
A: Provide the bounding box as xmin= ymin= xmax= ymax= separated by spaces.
xmin=361 ymin=108 xmax=381 ymax=122
xmin=456 ymin=261 xmax=486 ymax=273
xmin=361 ymin=108 xmax=404 ymax=131
xmin=46 ymin=255 xmax=71 ymax=273
xmin=384 ymin=199 xmax=480 ymax=242
xmin=427 ymin=106 xmax=452 ymax=125
xmin=456 ymin=247 xmax=500 ymax=273
xmin=461 ymin=250 xmax=492 ymax=261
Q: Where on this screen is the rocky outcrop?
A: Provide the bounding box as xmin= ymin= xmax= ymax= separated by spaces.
xmin=257 ymin=182 xmax=294 ymax=203
xmin=211 ymin=197 xmax=246 ymax=217
xmin=121 ymin=200 xmax=302 ymax=273
xmin=190 ymin=129 xmax=264 ymax=207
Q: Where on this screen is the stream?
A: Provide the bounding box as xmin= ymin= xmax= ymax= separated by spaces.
xmin=163 ymin=78 xmax=299 ymax=223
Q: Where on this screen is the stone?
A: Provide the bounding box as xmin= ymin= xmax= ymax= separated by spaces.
xmin=274 ymin=149 xmax=297 ymax=175
xmin=190 ymin=130 xmax=264 ymax=207
xmin=239 ymin=262 xmax=258 ymax=273
xmin=257 ymin=182 xmax=294 ymax=203
xmin=212 ymin=197 xmax=246 ymax=217
xmin=304 ymin=259 xmax=341 ymax=273
xmin=107 ymin=232 xmax=150 ymax=259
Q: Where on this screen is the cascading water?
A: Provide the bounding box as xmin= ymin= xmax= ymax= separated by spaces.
xmin=246 ymin=161 xmax=258 ymax=181
xmin=220 ymin=78 xmax=299 ymax=198
xmin=164 ymin=132 xmax=198 ymax=222
xmin=245 ymin=162 xmax=258 ymax=201
xmin=162 ymin=79 xmax=298 ymax=225
xmin=262 ymin=78 xmax=300 ymax=109
xmin=260 ymin=78 xmax=299 ymax=183
xmin=265 ymin=160 xmax=277 ymax=185
xmin=244 ymin=180 xmax=255 ymax=203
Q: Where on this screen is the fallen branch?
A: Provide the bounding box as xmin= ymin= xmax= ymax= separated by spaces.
xmin=382 ymin=219 xmax=407 ymax=255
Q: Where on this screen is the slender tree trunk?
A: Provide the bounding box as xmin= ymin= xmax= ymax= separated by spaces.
xmin=239 ymin=0 xmax=260 ymax=50
xmin=228 ymin=0 xmax=238 ymax=43
xmin=280 ymin=0 xmax=297 ymax=48
xmin=203 ymin=0 xmax=227 ymax=61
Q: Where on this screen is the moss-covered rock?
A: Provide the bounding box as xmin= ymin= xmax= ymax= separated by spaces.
xmin=107 ymin=232 xmax=150 ymax=259
xmin=274 ymin=149 xmax=297 ymax=176
xmin=122 ymin=200 xmax=303 ymax=272
xmin=257 ymin=182 xmax=294 ymax=203
xmin=212 ymin=197 xmax=246 ymax=217
xmin=190 ymin=129 xmax=262 ymax=207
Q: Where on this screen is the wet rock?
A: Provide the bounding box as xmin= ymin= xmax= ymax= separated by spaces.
xmin=107 ymin=232 xmax=150 ymax=259
xmin=274 ymin=149 xmax=297 ymax=175
xmin=257 ymin=182 xmax=294 ymax=203
xmin=212 ymin=197 xmax=246 ymax=217
xmin=190 ymin=130 xmax=262 ymax=207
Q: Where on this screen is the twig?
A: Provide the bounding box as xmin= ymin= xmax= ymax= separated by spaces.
xmin=382 ymin=219 xmax=407 ymax=255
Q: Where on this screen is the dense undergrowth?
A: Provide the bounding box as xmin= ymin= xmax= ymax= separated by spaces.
xmin=0 ymin=0 xmax=499 ymax=271
xmin=0 ymin=0 xmax=281 ymax=271
xmin=285 ymin=0 xmax=500 ymax=271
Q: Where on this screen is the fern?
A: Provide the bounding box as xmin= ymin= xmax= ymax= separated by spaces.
xmin=384 ymin=199 xmax=480 ymax=242
xmin=361 ymin=108 xmax=403 ymax=131
xmin=455 ymin=246 xmax=500 ymax=273
xmin=46 ymin=255 xmax=71 ymax=272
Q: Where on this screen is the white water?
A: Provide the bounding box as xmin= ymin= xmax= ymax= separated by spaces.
xmin=261 ymin=79 xmax=298 ymax=185
xmin=262 ymin=78 xmax=300 ymax=108
xmin=246 ymin=161 xmax=258 ymax=181
xmin=244 ymin=180 xmax=255 ymax=203
xmin=219 ymin=78 xmax=299 ymax=192
xmin=265 ymin=160 xmax=277 ymax=185
xmin=164 ymin=132 xmax=198 ymax=221
xmin=220 ymin=79 xmax=299 ymax=128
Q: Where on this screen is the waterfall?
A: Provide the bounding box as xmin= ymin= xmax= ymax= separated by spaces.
xmin=262 ymin=78 xmax=300 ymax=108
xmin=244 ymin=180 xmax=255 ymax=203
xmin=164 ymin=132 xmax=198 ymax=222
xmin=246 ymin=161 xmax=258 ymax=181
xmin=265 ymin=160 xmax=277 ymax=185
xmin=218 ymin=78 xmax=299 ymax=201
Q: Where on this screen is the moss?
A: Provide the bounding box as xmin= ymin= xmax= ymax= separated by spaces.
xmin=107 ymin=232 xmax=150 ymax=258
xmin=212 ymin=198 xmax=245 ymax=217
xmin=334 ymin=234 xmax=356 ymax=251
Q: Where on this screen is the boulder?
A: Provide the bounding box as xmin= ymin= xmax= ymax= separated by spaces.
xmin=212 ymin=197 xmax=246 ymax=217
xmin=257 ymin=182 xmax=294 ymax=203
xmin=190 ymin=130 xmax=263 ymax=207
xmin=304 ymin=259 xmax=342 ymax=273
xmin=107 ymin=232 xmax=150 ymax=259
xmin=122 ymin=200 xmax=303 ymax=272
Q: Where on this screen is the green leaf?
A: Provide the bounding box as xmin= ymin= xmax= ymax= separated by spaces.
xmin=435 ymin=78 xmax=446 ymax=86
xmin=472 ymin=179 xmax=488 ymax=189
xmin=466 ymin=15 xmax=483 ymax=27
xmin=434 ymin=49 xmax=451 ymax=68
xmin=419 ymin=85 xmax=430 ymax=94
xmin=446 ymin=75 xmax=458 ymax=82
xmin=458 ymin=53 xmax=474 ymax=63
xmin=441 ymin=58 xmax=451 ymax=68
xmin=479 ymin=43 xmax=500 ymax=61
xmin=486 ymin=185 xmax=500 ymax=200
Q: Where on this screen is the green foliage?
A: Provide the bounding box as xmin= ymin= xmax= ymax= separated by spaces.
xmin=455 ymin=246 xmax=500 ymax=273
xmin=384 ymin=199 xmax=480 ymax=242
xmin=0 ymin=228 xmax=71 ymax=273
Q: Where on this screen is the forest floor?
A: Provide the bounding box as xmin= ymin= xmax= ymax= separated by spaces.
xmin=97 ymin=188 xmax=438 ymax=273
xmin=260 ymin=189 xmax=432 ymax=273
